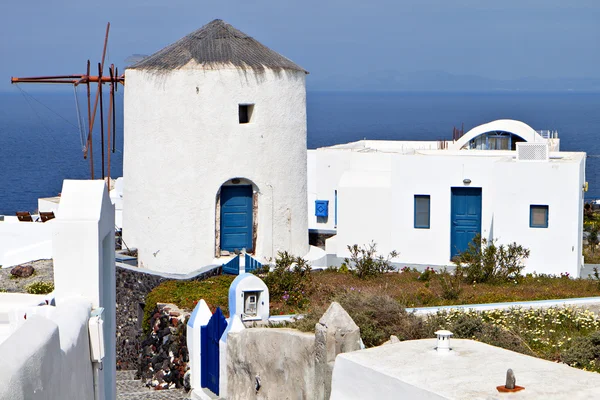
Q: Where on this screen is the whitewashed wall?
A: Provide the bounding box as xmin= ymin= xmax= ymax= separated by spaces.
xmin=308 ymin=150 xmax=392 ymax=232
xmin=0 ymin=297 xmax=94 ymax=400
xmin=312 ymin=149 xmax=585 ymax=276
xmin=123 ymin=67 xmax=308 ymax=273
xmin=53 ymin=180 xmax=116 ymax=400
xmin=0 ymin=219 xmax=53 ymax=267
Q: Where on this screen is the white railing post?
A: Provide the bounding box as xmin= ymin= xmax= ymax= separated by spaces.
xmin=187 ymin=299 xmax=212 ymax=396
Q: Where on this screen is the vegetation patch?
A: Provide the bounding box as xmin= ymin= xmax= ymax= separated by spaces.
xmin=308 ymin=269 xmax=600 ymax=310
xmin=254 ymin=251 xmax=314 ymax=312
xmin=143 ymin=275 xmax=234 ymax=333
xmin=25 ymin=281 xmax=54 ymax=294
xmin=287 ymin=292 xmax=600 ymax=373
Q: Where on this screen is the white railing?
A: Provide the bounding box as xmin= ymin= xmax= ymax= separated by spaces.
xmin=537 ymin=130 xmax=559 ymax=139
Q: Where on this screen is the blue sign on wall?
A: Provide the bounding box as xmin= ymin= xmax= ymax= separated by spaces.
xmin=315 ymin=200 xmax=329 ymax=217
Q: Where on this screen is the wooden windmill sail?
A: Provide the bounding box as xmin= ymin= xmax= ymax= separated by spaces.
xmin=11 ymin=23 xmax=125 ymax=181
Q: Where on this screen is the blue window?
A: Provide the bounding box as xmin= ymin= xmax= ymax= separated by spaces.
xmin=414 ymin=195 xmax=430 ymax=229
xmin=530 ymin=205 xmax=549 ymax=228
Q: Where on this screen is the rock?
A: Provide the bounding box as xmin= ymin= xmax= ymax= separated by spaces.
xmin=11 ymin=265 xmax=34 ymax=278
xmin=183 ymin=370 xmax=191 ymax=392
xmin=383 ymin=335 xmax=400 ymax=345
xmin=315 ymin=302 xmax=361 ymax=400
xmin=506 ymin=369 xmax=516 ymax=389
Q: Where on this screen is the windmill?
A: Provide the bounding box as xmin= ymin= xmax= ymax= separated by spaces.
xmin=10 ymin=23 xmax=125 ymax=182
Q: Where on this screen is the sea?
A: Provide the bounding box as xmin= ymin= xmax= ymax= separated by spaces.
xmin=1 ymin=90 xmax=599 ymax=215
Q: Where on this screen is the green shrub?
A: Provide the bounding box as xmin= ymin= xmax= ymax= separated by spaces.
xmin=258 ymin=251 xmax=313 ymax=309
xmin=561 ymin=331 xmax=600 ymax=372
xmin=417 ymin=267 xmax=436 ymax=282
xmin=25 ymin=281 xmax=54 ymax=294
xmin=438 ymin=266 xmax=463 ymax=300
xmin=343 ymin=242 xmax=398 ymax=279
xmin=288 ymin=292 xmax=425 ymax=347
xmin=455 ymin=234 xmax=530 ymax=283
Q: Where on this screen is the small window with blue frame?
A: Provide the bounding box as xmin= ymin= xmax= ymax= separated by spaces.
xmin=530 ymin=205 xmax=549 ymax=228
xmin=414 ymin=195 xmax=430 ymax=229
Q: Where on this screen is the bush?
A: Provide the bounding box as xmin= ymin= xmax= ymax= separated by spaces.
xmin=438 ymin=266 xmax=463 ymax=300
xmin=25 ymin=281 xmax=54 ymax=294
xmin=417 ymin=267 xmax=436 ymax=282
xmin=561 ymin=331 xmax=600 ymax=372
xmin=288 ymin=292 xmax=425 ymax=347
xmin=563 ymin=334 xmax=600 ymax=369
xmin=258 ymin=251 xmax=313 ymax=309
xmin=425 ymin=310 xmax=534 ymax=356
xmin=343 ymin=242 xmax=398 ymax=279
xmin=455 ymin=234 xmax=530 ymax=283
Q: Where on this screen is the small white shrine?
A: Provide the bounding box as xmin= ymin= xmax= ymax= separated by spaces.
xmin=228 ymin=273 xmax=269 ymax=322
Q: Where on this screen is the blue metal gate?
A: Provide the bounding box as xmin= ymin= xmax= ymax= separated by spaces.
xmin=450 ymin=187 xmax=482 ymax=259
xmin=201 ymin=308 xmax=227 ymax=395
xmin=222 ymin=255 xmax=240 ymax=275
xmin=220 ymin=185 xmax=253 ymax=252
xmin=244 ymin=253 xmax=263 ymax=273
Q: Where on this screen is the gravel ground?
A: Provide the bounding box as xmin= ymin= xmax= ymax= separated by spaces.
xmin=117 ymin=371 xmax=190 ymax=400
xmin=0 ymin=259 xmax=54 ymax=293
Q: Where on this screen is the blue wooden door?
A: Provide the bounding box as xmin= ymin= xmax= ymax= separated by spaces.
xmin=201 ymin=308 xmax=227 ymax=395
xmin=220 ymin=185 xmax=253 ymax=252
xmin=450 ymin=187 xmax=482 ymax=259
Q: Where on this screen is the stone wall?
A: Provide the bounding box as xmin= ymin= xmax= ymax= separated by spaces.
xmin=138 ymin=303 xmax=190 ymax=389
xmin=226 ymin=302 xmax=361 ymax=399
xmin=227 ymin=328 xmax=316 ymax=399
xmin=115 ymin=264 xmax=221 ymax=370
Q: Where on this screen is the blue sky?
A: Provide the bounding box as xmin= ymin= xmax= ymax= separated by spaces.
xmin=1 ymin=0 xmax=599 ymax=91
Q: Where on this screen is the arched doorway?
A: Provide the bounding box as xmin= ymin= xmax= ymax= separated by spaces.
xmin=216 ymin=178 xmax=257 ymax=255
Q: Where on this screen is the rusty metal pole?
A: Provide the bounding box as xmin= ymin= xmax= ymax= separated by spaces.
xmin=98 ymin=63 xmax=105 ymax=179
xmin=107 ymin=65 xmax=114 ymax=184
xmin=84 ymin=23 xmax=110 ymax=162
xmin=86 ymin=60 xmax=94 ymax=179
xmin=112 ymin=67 xmax=117 ymax=153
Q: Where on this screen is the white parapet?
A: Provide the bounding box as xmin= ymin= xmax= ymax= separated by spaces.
xmin=331 ymin=338 xmax=600 ymax=399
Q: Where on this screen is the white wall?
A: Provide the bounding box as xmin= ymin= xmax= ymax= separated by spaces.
xmin=52 ymin=179 xmax=116 ymax=400
xmin=123 ymin=67 xmax=308 ymax=273
xmin=0 ymin=219 xmax=54 ymax=267
xmin=110 ymin=177 xmax=124 ymax=230
xmin=38 ymin=197 xmax=60 ymax=215
xmin=313 ymin=149 xmax=585 ymax=276
xmin=308 ymin=150 xmax=392 ymax=232
xmin=0 ymin=297 xmax=94 ymax=400
xmin=331 ymin=339 xmax=600 ymax=399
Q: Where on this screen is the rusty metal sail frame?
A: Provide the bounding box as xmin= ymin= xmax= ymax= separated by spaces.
xmin=10 ymin=23 xmax=125 ymax=181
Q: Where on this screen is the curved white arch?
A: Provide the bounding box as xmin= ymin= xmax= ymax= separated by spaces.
xmin=449 ymin=119 xmax=544 ymax=150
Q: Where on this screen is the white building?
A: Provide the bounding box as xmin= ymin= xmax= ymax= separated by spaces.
xmin=308 ymin=119 xmax=586 ymax=277
xmin=123 ymin=20 xmax=309 ymax=273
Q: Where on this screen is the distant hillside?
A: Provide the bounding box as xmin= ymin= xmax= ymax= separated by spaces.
xmin=308 ymin=70 xmax=600 ymax=92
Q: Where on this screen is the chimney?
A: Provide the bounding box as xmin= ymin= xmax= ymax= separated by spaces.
xmin=435 ymin=329 xmax=453 ymax=352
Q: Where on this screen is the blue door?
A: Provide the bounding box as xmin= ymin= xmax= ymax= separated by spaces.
xmin=450 ymin=187 xmax=482 ymax=259
xmin=201 ymin=308 xmax=227 ymax=395
xmin=220 ymin=185 xmax=253 ymax=252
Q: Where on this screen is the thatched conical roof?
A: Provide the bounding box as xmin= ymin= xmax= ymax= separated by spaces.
xmin=128 ymin=19 xmax=307 ymax=73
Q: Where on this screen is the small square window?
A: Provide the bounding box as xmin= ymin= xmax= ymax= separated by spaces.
xmin=414 ymin=195 xmax=430 ymax=229
xmin=239 ymin=104 xmax=254 ymax=124
xmin=530 ymin=205 xmax=549 ymax=228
